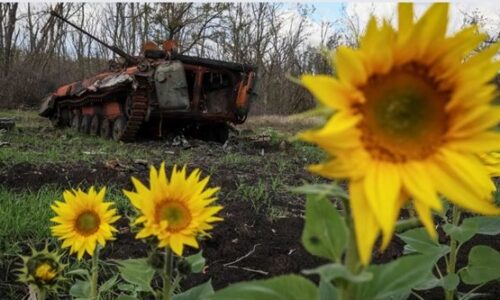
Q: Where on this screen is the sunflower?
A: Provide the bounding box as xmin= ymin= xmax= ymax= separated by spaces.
xmin=299 ymin=3 xmax=500 ymax=265
xmin=17 ymin=244 xmax=66 ymax=291
xmin=123 ymin=163 xmax=222 ymax=256
xmin=51 ymin=187 xmax=120 ymax=260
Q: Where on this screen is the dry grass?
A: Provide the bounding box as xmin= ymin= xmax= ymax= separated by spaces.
xmin=243 ymin=114 xmax=323 ymax=135
xmin=0 ymin=109 xmax=49 ymax=128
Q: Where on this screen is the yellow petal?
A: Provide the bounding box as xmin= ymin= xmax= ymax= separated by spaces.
xmin=428 ymin=152 xmax=500 ymax=215
xmin=411 ymin=3 xmax=449 ymax=58
xmin=335 ymin=46 xmax=367 ymax=87
xmin=364 ymin=161 xmax=402 ymax=242
xmin=300 ymin=75 xmax=351 ymax=110
xmin=400 ymin=161 xmax=442 ymax=211
xmin=413 ymin=200 xmax=437 ymax=239
xmin=398 ymin=3 xmax=413 ymax=39
xmin=169 ymin=235 xmax=184 ymax=256
xmin=349 ymin=180 xmax=380 ymax=265
xmin=360 ymin=18 xmax=394 ymax=75
xmin=131 ymin=177 xmax=151 ymax=197
xmin=448 ymin=131 xmax=500 ymax=153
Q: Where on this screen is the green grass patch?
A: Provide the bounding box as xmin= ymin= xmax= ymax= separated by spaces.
xmin=0 ymin=186 xmax=133 ymax=254
xmin=0 ymin=186 xmax=60 ymax=252
xmin=0 ymin=127 xmax=193 ymax=166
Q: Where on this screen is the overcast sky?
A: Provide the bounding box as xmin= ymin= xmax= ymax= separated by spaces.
xmin=290 ymin=2 xmax=500 ymax=46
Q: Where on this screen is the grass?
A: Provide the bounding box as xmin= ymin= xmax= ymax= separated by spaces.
xmin=0 ymin=126 xmax=197 ymax=166
xmin=0 ymin=186 xmax=60 ymax=252
xmin=0 ymin=186 xmax=134 ymax=254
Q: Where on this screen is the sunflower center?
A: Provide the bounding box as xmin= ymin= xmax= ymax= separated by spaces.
xmin=357 ymin=63 xmax=449 ymax=162
xmin=75 ymin=211 xmax=101 ymax=236
xmin=156 ymin=201 xmax=191 ymax=232
xmin=35 ymin=263 xmax=57 ymax=282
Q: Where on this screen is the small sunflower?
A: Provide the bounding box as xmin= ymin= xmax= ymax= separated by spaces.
xmin=17 ymin=244 xmax=66 ymax=292
xmin=51 ymin=187 xmax=120 ymax=260
xmin=299 ymin=3 xmax=500 ymax=264
xmin=124 ymin=163 xmax=222 ymax=256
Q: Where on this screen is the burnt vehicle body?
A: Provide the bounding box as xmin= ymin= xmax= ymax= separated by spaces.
xmin=39 ymin=12 xmax=256 ymax=142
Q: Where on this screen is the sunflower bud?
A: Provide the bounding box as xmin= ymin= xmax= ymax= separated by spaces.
xmin=17 ymin=244 xmax=66 ymax=293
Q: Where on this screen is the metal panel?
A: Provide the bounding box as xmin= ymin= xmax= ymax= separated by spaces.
xmin=154 ymin=61 xmax=190 ymax=110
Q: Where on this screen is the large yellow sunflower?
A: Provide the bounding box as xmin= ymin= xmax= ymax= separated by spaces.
xmin=51 ymin=187 xmax=120 ymax=260
xmin=299 ymin=3 xmax=500 ymax=265
xmin=123 ymin=163 xmax=222 ymax=256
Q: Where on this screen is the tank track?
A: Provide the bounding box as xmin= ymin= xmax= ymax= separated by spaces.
xmin=119 ymin=78 xmax=149 ymax=142
xmin=56 ymin=78 xmax=149 ymax=142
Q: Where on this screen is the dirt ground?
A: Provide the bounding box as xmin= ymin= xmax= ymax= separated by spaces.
xmin=1 ymin=115 xmax=500 ymax=299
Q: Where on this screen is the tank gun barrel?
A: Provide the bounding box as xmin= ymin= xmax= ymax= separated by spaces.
xmin=50 ymin=11 xmax=138 ymax=65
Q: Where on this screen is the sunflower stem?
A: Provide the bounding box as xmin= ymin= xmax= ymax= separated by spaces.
xmin=90 ymin=247 xmax=100 ymax=300
xmin=38 ymin=286 xmax=46 ymax=300
xmin=445 ymin=205 xmax=461 ymax=300
xmin=341 ymin=201 xmax=361 ymax=300
xmin=162 ymin=248 xmax=174 ymax=300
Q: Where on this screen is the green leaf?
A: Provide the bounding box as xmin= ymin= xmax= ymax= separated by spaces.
xmin=291 ymin=183 xmax=348 ymax=200
xmin=301 ymin=196 xmax=347 ymax=261
xmin=66 ymin=268 xmax=90 ymax=279
xmin=174 ymin=280 xmax=214 ymax=300
xmin=185 ymin=251 xmax=206 ymax=273
xmin=459 ymin=245 xmax=500 ymax=285
xmin=303 ymin=263 xmax=373 ymax=283
xmin=117 ymin=283 xmax=136 ymax=292
xmin=114 ymin=258 xmax=155 ymax=292
xmin=466 ymin=216 xmax=500 ymax=235
xmin=70 ymin=280 xmax=90 ymax=299
xmin=208 ymin=275 xmax=318 ymax=300
xmin=413 ymin=274 xmax=442 ymax=291
xmin=386 ymin=292 xmax=411 ymax=300
xmin=443 ymin=220 xmax=478 ymax=244
xmin=353 ymin=254 xmax=437 ymax=300
xmin=319 ymin=280 xmax=339 ymax=300
xmin=398 ymin=227 xmax=449 ymax=256
xmin=99 ymin=274 xmax=119 ymax=293
xmin=116 ymin=295 xmax=139 ymax=300
xmin=442 ymin=273 xmax=459 ymax=291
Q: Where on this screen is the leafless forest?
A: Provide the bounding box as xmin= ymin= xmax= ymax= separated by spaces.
xmin=0 ymin=2 xmax=497 ymax=114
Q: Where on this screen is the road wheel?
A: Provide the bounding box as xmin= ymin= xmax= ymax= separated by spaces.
xmin=100 ymin=118 xmax=112 ymax=139
xmin=112 ymin=116 xmax=127 ymax=141
xmin=90 ymin=115 xmax=101 ymax=136
xmin=70 ymin=113 xmax=81 ymax=131
xmin=80 ymin=115 xmax=92 ymax=134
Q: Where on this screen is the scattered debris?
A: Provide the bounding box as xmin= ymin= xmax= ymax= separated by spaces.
xmin=279 ymin=140 xmax=289 ymax=151
xmin=133 ymin=159 xmax=149 ymax=166
xmin=104 ymin=159 xmax=134 ymax=171
xmin=171 ymin=135 xmax=190 ymax=147
xmin=82 ymin=150 xmax=105 ymax=155
xmin=223 ymin=244 xmax=261 ymax=267
xmin=0 ymin=117 xmax=15 ymax=130
xmin=225 ymin=265 xmax=269 ymax=275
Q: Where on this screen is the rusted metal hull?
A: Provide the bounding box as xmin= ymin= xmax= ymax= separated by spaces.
xmin=40 ymin=56 xmax=256 ymax=142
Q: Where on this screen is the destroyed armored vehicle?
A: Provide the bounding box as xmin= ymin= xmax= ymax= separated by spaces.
xmin=39 ymin=12 xmax=256 ymax=142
